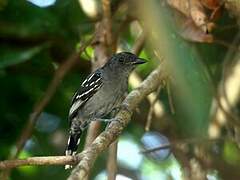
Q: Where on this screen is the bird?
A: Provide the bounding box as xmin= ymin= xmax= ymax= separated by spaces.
xmin=65 ymin=52 xmax=146 ymax=169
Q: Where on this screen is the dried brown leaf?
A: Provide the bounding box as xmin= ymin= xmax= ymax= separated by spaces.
xmin=167 ymin=0 xmax=216 ymax=33
xmin=180 ymin=19 xmax=214 ymax=43
xmin=201 ymin=0 xmax=220 ymax=10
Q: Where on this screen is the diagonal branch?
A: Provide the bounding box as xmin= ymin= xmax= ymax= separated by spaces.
xmin=0 ymin=156 xmax=78 ymax=170
xmin=68 ymin=64 xmax=165 ymax=180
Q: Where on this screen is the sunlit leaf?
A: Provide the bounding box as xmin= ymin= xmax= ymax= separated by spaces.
xmin=223 ymin=141 xmax=240 ymax=165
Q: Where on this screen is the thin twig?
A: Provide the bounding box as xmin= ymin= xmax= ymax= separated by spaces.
xmin=167 ymin=80 xmax=175 ymax=114
xmin=107 ymin=141 xmax=118 ymax=180
xmin=84 ymin=123 xmax=102 ymax=149
xmin=115 ymin=16 xmax=135 ymax=47
xmin=132 ymin=33 xmax=146 ymax=55
xmin=145 ymin=86 xmax=162 ymax=131
xmin=140 ymin=137 xmax=224 ymax=154
xmin=141 ymin=143 xmax=171 ymax=154
xmin=0 ymin=156 xmax=79 ymax=170
xmin=102 ymin=0 xmax=113 ymax=52
xmin=131 ymin=33 xmax=166 ymax=132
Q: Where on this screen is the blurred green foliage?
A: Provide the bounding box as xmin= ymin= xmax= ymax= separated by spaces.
xmin=0 ymin=0 xmax=240 ymax=180
xmin=0 ymin=0 xmax=91 ymax=179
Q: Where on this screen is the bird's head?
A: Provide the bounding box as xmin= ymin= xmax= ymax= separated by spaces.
xmin=106 ymin=52 xmax=146 ymax=73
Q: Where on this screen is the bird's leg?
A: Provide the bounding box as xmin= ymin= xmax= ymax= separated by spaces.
xmin=103 ymin=117 xmax=124 ymax=130
xmin=119 ymin=103 xmax=131 ymax=114
xmin=92 ymin=117 xmax=124 ymax=127
xmin=110 ymin=103 xmax=131 ymax=116
xmin=92 ymin=103 xmax=131 ymax=125
xmin=92 ymin=118 xmax=114 ymax=122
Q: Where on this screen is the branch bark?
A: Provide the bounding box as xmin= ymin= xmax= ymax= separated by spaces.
xmin=0 ymin=156 xmax=78 ymax=170
xmin=107 ymin=141 xmax=118 ymax=180
xmin=102 ymin=0 xmax=113 ymax=52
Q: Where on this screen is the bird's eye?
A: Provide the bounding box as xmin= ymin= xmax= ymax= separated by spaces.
xmin=119 ymin=57 xmax=124 ymax=63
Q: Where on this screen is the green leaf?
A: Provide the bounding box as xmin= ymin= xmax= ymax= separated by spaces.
xmin=140 ymin=1 xmax=213 ymax=137
xmin=223 ymin=141 xmax=240 ymax=165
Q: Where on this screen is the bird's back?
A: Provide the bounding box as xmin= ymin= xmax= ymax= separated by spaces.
xmin=79 ymin=68 xmax=128 ymax=119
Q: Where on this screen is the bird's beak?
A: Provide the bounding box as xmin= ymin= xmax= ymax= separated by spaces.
xmin=133 ymin=58 xmax=147 ymax=65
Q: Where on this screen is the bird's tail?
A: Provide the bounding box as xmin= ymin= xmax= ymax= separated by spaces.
xmin=65 ymin=131 xmax=81 ymax=169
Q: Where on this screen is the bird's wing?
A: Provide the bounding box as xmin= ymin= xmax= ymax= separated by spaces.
xmin=68 ymin=70 xmax=103 ymax=120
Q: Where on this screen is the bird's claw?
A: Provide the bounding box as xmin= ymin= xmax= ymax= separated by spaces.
xmin=121 ymin=103 xmax=131 ymax=114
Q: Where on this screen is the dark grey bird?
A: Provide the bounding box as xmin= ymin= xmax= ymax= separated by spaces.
xmin=65 ymin=52 xmax=146 ymax=169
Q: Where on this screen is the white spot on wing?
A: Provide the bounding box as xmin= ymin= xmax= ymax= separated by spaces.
xmin=82 ymin=78 xmax=88 ymax=86
xmin=69 ymin=100 xmax=83 ymax=115
xmin=77 ymin=138 xmax=80 ymax=145
xmin=82 ymin=72 xmax=97 ymax=86
xmin=94 ymin=84 xmax=99 ymax=88
xmin=82 ymin=72 xmax=101 ymax=86
xmin=83 ymin=87 xmax=94 ymax=96
xmin=76 ymin=94 xmax=83 ymax=99
xmin=95 ymin=78 xmax=101 ymax=83
xmin=65 ymin=150 xmax=72 ymax=156
xmin=89 ymin=81 xmax=95 ymax=87
xmin=65 ymin=164 xmax=72 ymax=169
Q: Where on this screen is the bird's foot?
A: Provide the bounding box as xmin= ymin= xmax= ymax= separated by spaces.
xmin=120 ymin=103 xmax=131 ymax=114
